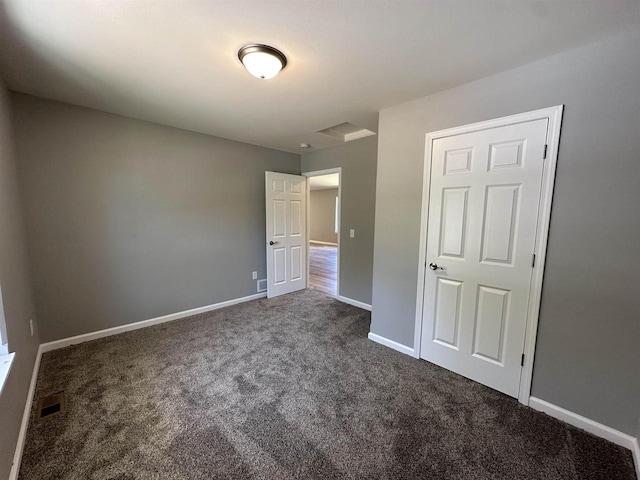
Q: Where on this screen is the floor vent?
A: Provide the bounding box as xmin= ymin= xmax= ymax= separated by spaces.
xmin=37 ymin=392 xmax=65 ymax=419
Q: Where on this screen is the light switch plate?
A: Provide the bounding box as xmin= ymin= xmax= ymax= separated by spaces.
xmin=350 ymin=229 xmax=355 ymax=238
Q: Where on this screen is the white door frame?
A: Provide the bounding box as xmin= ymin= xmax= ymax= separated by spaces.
xmin=302 ymin=167 xmax=342 ymax=297
xmin=414 ymin=105 xmax=564 ymax=405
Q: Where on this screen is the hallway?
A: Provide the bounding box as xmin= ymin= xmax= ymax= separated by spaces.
xmin=308 ymin=243 xmax=337 ymax=297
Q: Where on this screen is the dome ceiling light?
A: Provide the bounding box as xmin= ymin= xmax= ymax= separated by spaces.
xmin=238 ymin=44 xmax=287 ymax=80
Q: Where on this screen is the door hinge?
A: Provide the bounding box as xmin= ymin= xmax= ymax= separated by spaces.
xmin=521 ymin=354 xmax=525 ymax=366
xmin=543 ymin=144 xmax=548 ymax=159
xmin=531 ymin=253 xmax=536 ymax=268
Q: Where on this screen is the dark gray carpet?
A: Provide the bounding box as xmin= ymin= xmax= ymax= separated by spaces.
xmin=19 ymin=289 xmax=636 ymax=479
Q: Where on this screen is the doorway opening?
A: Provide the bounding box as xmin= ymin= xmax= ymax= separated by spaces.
xmin=304 ymin=168 xmax=341 ymax=298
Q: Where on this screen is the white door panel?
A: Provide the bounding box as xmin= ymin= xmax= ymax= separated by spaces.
xmin=266 ymin=172 xmax=307 ymax=297
xmin=421 ymin=119 xmax=548 ymax=397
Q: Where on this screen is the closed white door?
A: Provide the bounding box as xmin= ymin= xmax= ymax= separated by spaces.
xmin=265 ymin=172 xmax=307 ymax=298
xmin=421 ymin=119 xmax=548 ymax=397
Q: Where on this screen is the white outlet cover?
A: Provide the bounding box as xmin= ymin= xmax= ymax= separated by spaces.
xmin=252 ymin=271 xmax=258 ymax=280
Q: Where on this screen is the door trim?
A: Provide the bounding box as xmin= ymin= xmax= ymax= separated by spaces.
xmin=302 ymin=167 xmax=342 ymax=297
xmin=414 ymin=105 xmax=564 ymax=405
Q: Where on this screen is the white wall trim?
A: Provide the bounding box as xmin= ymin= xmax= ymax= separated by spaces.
xmin=40 ymin=292 xmax=266 ymax=353
xmin=309 ymin=240 xmax=338 ymax=246
xmin=302 ymin=167 xmax=343 ymax=178
xmin=303 ymin=168 xmax=342 ymax=297
xmin=529 ymin=397 xmax=639 ymax=476
xmin=9 ymin=346 xmax=43 ymax=480
xmin=414 ymin=105 xmax=565 ymax=398
xmin=631 ymin=438 xmax=640 ymax=479
xmin=517 ymin=106 xmax=564 ymax=404
xmin=632 ymin=438 xmax=640 ymax=480
xmin=368 ymin=332 xmax=415 ymax=356
xmin=336 ymin=295 xmax=371 ymax=311
xmin=10 ymin=292 xmax=267 ymax=479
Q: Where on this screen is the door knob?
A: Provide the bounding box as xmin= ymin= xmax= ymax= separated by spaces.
xmin=269 ymin=241 xmax=280 ymax=246
xmin=429 ymin=262 xmax=444 ymax=271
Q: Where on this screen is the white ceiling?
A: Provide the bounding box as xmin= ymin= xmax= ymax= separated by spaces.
xmin=309 ymin=173 xmax=339 ymax=191
xmin=1 ymin=1 xmax=639 ymax=153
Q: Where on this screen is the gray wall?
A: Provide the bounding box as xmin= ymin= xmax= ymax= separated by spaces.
xmin=302 ymin=136 xmax=377 ymax=305
xmin=371 ymin=28 xmax=640 ymax=435
xmin=0 ymin=81 xmax=40 ymax=477
xmin=12 ymin=93 xmax=300 ymax=343
xmin=310 ymin=188 xmax=338 ymax=244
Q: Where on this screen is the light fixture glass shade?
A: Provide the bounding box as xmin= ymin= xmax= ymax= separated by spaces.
xmin=238 ymin=45 xmax=287 ymax=80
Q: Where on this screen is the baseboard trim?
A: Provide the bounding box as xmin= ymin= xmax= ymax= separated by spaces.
xmin=632 ymin=438 xmax=640 ymax=480
xmin=529 ymin=397 xmax=639 ymax=474
xmin=11 ymin=302 xmax=637 ymax=479
xmin=336 ymin=295 xmax=372 ymax=311
xmin=40 ymin=292 xmax=267 ymax=353
xmin=9 ymin=292 xmax=267 ymax=479
xmin=9 ymin=345 xmax=43 ymax=480
xmin=367 ymin=332 xmax=415 ymax=357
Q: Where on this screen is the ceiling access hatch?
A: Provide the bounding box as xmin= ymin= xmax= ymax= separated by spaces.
xmin=317 ymin=122 xmax=376 ymax=143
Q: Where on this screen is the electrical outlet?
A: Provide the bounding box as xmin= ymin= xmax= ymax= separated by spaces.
xmin=252 ymin=271 xmax=258 ymax=280
xmin=350 ymin=229 xmax=355 ymax=238
xmin=30 ymin=319 xmax=34 ymax=336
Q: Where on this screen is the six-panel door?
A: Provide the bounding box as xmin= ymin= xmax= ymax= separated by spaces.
xmin=266 ymin=172 xmax=307 ymax=298
xmin=420 ymin=119 xmax=548 ymax=397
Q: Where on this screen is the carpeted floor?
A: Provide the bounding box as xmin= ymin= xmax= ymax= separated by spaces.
xmin=20 ymin=289 xmax=637 ymax=480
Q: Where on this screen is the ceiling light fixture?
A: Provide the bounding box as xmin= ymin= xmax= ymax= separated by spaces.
xmin=238 ymin=44 xmax=287 ymax=80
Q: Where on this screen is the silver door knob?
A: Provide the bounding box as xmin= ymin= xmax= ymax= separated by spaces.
xmin=429 ymin=262 xmax=444 ymax=271
xmin=269 ymin=241 xmax=279 ymax=245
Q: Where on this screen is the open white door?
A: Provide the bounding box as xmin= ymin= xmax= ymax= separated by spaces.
xmin=266 ymin=172 xmax=307 ymax=298
xmin=420 ymin=118 xmax=549 ymax=398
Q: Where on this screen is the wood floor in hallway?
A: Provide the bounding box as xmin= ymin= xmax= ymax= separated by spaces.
xmin=309 ymin=243 xmax=337 ymax=297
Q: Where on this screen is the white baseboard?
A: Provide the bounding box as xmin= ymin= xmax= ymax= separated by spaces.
xmin=40 ymin=292 xmax=266 ymax=353
xmin=10 ymin=301 xmax=638 ymax=480
xmin=367 ymin=332 xmax=415 ymax=357
xmin=309 ymin=240 xmax=338 ymax=246
xmin=9 ymin=292 xmax=267 ymax=479
xmin=529 ymin=396 xmax=639 ymax=476
xmin=9 ymin=345 xmax=43 ymax=480
xmin=336 ymin=295 xmax=372 ymax=311
xmin=632 ymin=438 xmax=640 ymax=480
